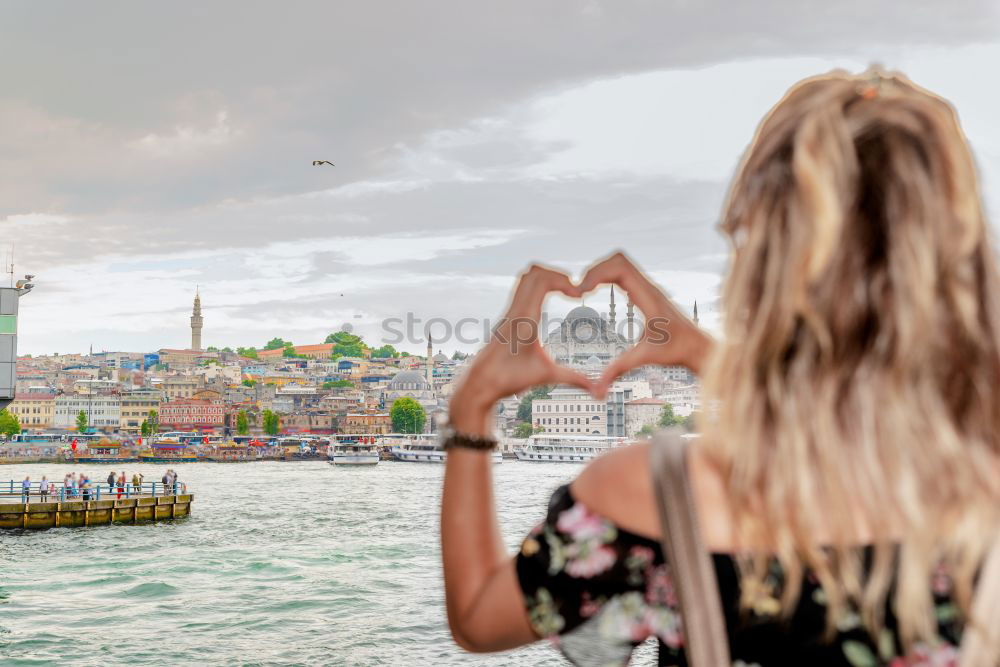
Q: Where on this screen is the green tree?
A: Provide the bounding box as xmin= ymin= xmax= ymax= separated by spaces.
xmin=261 ymin=409 xmax=281 ymax=436
xmin=400 ymin=352 xmax=410 ymax=357
xmin=242 ymin=378 xmax=257 ymax=387
xmin=517 ymin=386 xmax=552 ymax=422
xmin=390 ymin=397 xmax=426 ymax=434
xmin=636 ymin=423 xmax=655 ymax=438
xmin=237 ymin=347 xmax=258 ymax=359
xmin=76 ymin=409 xmax=88 ymax=433
xmin=206 ymin=346 xmax=219 ymax=352
xmin=282 ymin=344 xmax=305 ymax=358
xmin=658 ymin=404 xmax=684 ymax=428
xmin=147 ymin=410 xmax=158 ymax=433
xmin=370 ymin=344 xmax=399 ymax=359
xmin=236 ymin=409 xmax=249 ymax=435
xmin=322 ymin=379 xmax=353 ymax=390
xmin=683 ymin=412 xmax=700 ymax=433
xmin=221 ymin=346 xmax=234 ymax=354
xmin=264 ymin=338 xmax=289 ymax=350
xmin=452 ymin=351 xmax=469 ymax=361
xmin=325 ymin=331 xmax=367 ymax=357
xmin=513 ymin=422 xmax=534 ymax=439
xmin=0 ymin=409 xmax=21 ymax=438
xmin=140 ymin=420 xmax=151 ymax=437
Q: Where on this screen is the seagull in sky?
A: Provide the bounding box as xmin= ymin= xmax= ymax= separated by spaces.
xmin=312 ymin=160 xmax=335 ymax=166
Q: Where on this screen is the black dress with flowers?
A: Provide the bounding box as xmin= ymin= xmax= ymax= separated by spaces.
xmin=516 ymin=485 xmax=962 ymax=667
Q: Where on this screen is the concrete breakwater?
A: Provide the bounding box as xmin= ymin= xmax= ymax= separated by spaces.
xmin=0 ymin=493 xmax=193 ymax=529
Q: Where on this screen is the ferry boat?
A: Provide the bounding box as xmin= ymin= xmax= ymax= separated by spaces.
xmin=328 ymin=442 xmax=380 ymax=466
xmin=204 ymin=441 xmax=257 ymax=462
xmin=138 ymin=437 xmax=199 ymax=463
xmin=514 ymin=434 xmax=629 ymax=463
xmin=72 ymin=439 xmax=138 ymax=464
xmin=389 ymin=435 xmax=502 ymax=464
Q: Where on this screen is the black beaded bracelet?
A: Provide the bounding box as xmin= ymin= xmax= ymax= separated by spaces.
xmin=441 ymin=432 xmax=498 ymax=451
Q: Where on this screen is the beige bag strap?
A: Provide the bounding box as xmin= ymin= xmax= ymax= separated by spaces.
xmin=960 ymin=535 xmax=1000 ymax=667
xmin=650 ymin=429 xmax=730 ymax=667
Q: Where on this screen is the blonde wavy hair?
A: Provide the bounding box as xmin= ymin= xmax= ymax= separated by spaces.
xmin=700 ymin=68 xmax=1000 ymax=646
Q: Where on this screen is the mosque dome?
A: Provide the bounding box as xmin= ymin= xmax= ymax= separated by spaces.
xmin=565 ymin=305 xmax=601 ymax=322
xmin=585 ymin=354 xmax=602 ymax=366
xmin=388 ymin=370 xmax=430 ymax=391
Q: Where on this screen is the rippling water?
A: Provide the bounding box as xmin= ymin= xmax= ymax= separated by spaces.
xmin=0 ymin=461 xmax=655 ymax=666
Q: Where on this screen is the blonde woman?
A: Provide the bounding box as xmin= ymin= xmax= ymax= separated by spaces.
xmin=440 ymin=69 xmax=1000 ymax=665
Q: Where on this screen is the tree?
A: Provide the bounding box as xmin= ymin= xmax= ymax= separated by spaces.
xmin=322 ymin=380 xmax=353 ymax=390
xmin=207 ymin=346 xmax=219 ymax=352
xmin=242 ymin=378 xmax=257 ymax=387
xmin=262 ymin=409 xmax=280 ymax=436
xmin=264 ymin=338 xmax=289 ymax=350
xmin=147 ymin=410 xmax=159 ymax=433
xmin=517 ymin=386 xmax=552 ymax=422
xmin=636 ymin=424 xmax=655 ymax=438
xmin=237 ymin=347 xmax=258 ymax=359
xmin=513 ymin=422 xmax=535 ymax=439
xmin=370 ymin=344 xmax=399 ymax=359
xmin=76 ymin=410 xmax=88 ymax=433
xmin=282 ymin=344 xmax=305 ymax=358
xmin=683 ymin=412 xmax=700 ymax=433
xmin=140 ymin=420 xmax=150 ymax=437
xmin=236 ymin=409 xmax=249 ymax=435
xmin=0 ymin=409 xmax=20 ymax=438
xmin=390 ymin=397 xmax=426 ymax=434
xmin=452 ymin=351 xmax=469 ymax=361
xmin=325 ymin=331 xmax=367 ymax=358
xmin=221 ymin=346 xmax=234 ymax=354
xmin=658 ymin=404 xmax=684 ymax=428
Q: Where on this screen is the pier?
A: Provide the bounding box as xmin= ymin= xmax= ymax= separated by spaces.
xmin=0 ymin=481 xmax=193 ymax=529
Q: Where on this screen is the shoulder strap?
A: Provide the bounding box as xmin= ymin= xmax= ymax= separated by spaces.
xmin=959 ymin=534 xmax=1000 ymax=667
xmin=649 ymin=429 xmax=730 ymax=667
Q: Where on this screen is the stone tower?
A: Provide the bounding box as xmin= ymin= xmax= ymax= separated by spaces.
xmin=608 ymin=286 xmax=616 ymax=334
xmin=190 ymin=288 xmax=203 ymax=351
xmin=626 ymin=298 xmax=635 ymax=345
xmin=425 ymin=333 xmax=433 ymax=385
xmin=693 ymin=300 xmax=699 ymax=327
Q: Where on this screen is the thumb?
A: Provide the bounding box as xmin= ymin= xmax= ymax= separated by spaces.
xmin=547 ymin=363 xmax=595 ymax=394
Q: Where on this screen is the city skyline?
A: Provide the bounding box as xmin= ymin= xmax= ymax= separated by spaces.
xmin=3 ymin=3 xmax=999 ymax=356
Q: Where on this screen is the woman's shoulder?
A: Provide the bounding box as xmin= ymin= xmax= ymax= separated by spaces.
xmin=570 ymin=440 xmax=736 ymax=552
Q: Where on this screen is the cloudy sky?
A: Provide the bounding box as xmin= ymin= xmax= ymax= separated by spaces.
xmin=3 ymin=2 xmax=1000 ymax=356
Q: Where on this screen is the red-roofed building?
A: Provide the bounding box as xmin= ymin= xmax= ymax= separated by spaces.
xmin=257 ymin=343 xmax=335 ymax=360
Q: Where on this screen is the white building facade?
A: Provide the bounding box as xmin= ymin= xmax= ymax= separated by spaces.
xmin=532 ymin=387 xmax=607 ymax=435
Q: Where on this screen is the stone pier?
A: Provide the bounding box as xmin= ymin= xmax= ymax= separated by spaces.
xmin=0 ymin=494 xmax=194 ymax=529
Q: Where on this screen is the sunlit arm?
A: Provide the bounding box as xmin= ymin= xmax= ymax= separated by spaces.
xmin=440 ymin=385 xmax=537 ymax=653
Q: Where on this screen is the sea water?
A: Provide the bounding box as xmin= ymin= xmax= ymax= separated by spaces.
xmin=0 ymin=461 xmax=656 ymax=665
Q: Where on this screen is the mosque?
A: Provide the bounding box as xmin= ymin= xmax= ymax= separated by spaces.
xmin=545 ymin=287 xmax=632 ymax=366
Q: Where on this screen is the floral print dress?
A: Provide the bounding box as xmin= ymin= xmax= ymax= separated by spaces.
xmin=516 ymin=485 xmax=963 ymax=666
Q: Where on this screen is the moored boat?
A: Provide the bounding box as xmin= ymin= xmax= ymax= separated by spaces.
xmin=328 ymin=442 xmax=380 ymax=466
xmin=389 ymin=435 xmax=502 ymax=464
xmin=514 ymin=434 xmax=628 ymax=463
xmin=138 ymin=437 xmax=199 ymax=463
xmin=72 ymin=438 xmax=138 ymax=464
xmin=204 ymin=441 xmax=256 ymax=462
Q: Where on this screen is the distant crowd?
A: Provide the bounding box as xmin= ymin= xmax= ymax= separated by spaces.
xmin=19 ymin=469 xmax=185 ymax=502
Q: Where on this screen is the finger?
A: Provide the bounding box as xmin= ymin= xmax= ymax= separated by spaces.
xmin=577 ymin=252 xmax=668 ymax=317
xmin=592 ymin=344 xmax=652 ymax=399
xmin=507 ymin=264 xmax=581 ymax=319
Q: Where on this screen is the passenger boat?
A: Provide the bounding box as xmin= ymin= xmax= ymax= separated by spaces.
xmin=204 ymin=441 xmax=256 ymax=462
xmin=514 ymin=434 xmax=628 ymax=463
xmin=138 ymin=437 xmax=199 ymax=463
xmin=389 ymin=435 xmax=502 ymax=464
xmin=328 ymin=442 xmax=380 ymax=466
xmin=72 ymin=439 xmax=138 ymax=464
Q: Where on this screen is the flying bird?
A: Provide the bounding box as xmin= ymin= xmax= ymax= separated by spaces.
xmin=312 ymin=160 xmax=335 ymax=166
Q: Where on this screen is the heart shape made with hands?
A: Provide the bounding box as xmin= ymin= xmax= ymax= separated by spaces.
xmin=481 ymin=252 xmax=704 ymax=404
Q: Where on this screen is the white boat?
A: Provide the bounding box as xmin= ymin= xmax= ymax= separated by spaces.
xmin=389 ymin=436 xmax=502 ymax=464
xmin=328 ymin=442 xmax=380 ymax=466
xmin=514 ymin=434 xmax=629 ymax=463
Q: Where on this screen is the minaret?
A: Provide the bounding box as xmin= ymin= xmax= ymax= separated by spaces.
xmin=608 ymin=286 xmax=616 ymax=335
xmin=425 ymin=333 xmax=433 ymax=385
xmin=693 ymin=300 xmax=699 ymax=327
xmin=626 ymin=298 xmax=635 ymax=344
xmin=190 ymin=288 xmax=203 ymax=351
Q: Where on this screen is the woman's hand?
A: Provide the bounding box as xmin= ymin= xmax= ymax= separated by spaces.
xmin=449 ymin=264 xmax=594 ymax=436
xmin=577 ymin=252 xmax=713 ymax=398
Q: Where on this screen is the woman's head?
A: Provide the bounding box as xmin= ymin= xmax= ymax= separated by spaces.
xmin=702 ymin=68 xmax=1000 ymax=644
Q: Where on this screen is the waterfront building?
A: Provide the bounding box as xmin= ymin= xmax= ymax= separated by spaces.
xmin=624 ymin=397 xmax=666 ymax=438
xmin=6 ymin=392 xmax=55 ymax=429
xmin=281 ymin=411 xmax=336 ymax=433
xmin=343 ymin=412 xmax=391 ymax=434
xmin=119 ymin=390 xmax=161 ymax=433
xmin=532 ymin=387 xmax=607 ymax=436
xmin=54 ymin=394 xmax=121 ymax=431
xmin=604 ymin=383 xmax=636 ymax=437
xmin=159 ymin=398 xmax=224 ymax=429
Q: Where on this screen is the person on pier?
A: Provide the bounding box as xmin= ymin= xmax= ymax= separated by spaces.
xmin=440 ymin=69 xmax=1000 ymax=665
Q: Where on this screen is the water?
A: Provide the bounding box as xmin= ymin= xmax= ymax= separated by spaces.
xmin=0 ymin=461 xmax=656 ymax=665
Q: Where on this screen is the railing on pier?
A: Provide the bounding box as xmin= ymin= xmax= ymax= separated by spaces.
xmin=2 ymin=480 xmax=188 ymax=503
